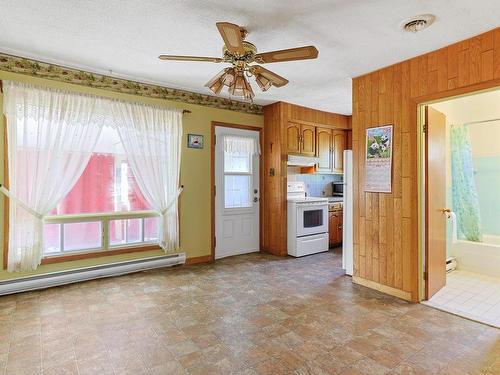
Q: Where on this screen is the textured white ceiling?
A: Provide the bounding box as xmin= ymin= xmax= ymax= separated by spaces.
xmin=0 ymin=0 xmax=499 ymax=114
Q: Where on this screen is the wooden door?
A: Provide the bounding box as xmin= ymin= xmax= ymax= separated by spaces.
xmin=333 ymin=130 xmax=346 ymax=171
xmin=300 ymin=125 xmax=316 ymax=156
xmin=316 ymin=127 xmax=333 ymax=172
xmin=425 ymin=106 xmax=447 ymax=299
xmin=286 ymin=123 xmax=300 ymax=154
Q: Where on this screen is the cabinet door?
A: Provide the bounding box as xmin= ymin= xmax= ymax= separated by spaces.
xmin=337 ymin=211 xmax=343 ymax=243
xmin=287 ymin=123 xmax=300 ymax=154
xmin=316 ymin=127 xmax=333 ymax=173
xmin=329 ymin=211 xmax=340 ymax=245
xmin=333 ymin=130 xmax=347 ymax=171
xmin=300 ymin=125 xmax=316 ymax=156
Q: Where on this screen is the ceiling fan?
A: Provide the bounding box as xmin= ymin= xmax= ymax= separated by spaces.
xmin=159 ymin=22 xmax=319 ymax=100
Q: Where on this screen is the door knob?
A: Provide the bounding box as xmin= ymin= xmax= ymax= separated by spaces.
xmin=253 ymin=197 xmax=259 ymax=202
xmin=441 ymin=208 xmax=451 ymax=213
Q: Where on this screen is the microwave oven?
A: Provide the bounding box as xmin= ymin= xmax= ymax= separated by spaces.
xmin=332 ymin=181 xmax=344 ymax=196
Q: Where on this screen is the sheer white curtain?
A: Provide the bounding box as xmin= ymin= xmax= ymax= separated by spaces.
xmin=3 ymin=82 xmax=105 ymax=271
xmin=223 ymin=135 xmax=260 ymax=155
xmin=111 ymin=101 xmax=183 ymax=251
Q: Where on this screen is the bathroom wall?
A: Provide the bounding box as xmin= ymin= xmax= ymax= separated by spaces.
xmin=287 ymin=168 xmax=342 ymax=197
xmin=432 ymin=89 xmax=500 ymax=240
xmin=469 ymin=121 xmax=500 ymax=236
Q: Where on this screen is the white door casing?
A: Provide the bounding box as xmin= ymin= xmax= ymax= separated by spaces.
xmin=215 ymin=127 xmax=260 ymax=259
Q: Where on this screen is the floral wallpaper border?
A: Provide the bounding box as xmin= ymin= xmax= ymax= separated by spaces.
xmin=0 ymin=53 xmax=263 ymax=115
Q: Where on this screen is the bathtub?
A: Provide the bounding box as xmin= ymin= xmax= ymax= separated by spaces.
xmin=451 ymin=235 xmax=500 ymax=277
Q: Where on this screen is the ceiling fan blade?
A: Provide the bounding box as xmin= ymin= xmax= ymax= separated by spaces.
xmin=158 ymin=55 xmax=223 ymax=63
xmin=216 ymin=22 xmax=245 ymax=54
xmin=250 ymin=66 xmax=289 ymax=87
xmin=254 ymin=46 xmax=318 ymax=64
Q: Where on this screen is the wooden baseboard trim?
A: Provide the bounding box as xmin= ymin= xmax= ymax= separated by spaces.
xmin=185 ymin=255 xmax=212 ymax=265
xmin=352 ymin=276 xmax=412 ymax=302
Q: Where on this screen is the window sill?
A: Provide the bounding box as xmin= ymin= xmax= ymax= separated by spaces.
xmin=40 ymin=245 xmax=162 ymax=265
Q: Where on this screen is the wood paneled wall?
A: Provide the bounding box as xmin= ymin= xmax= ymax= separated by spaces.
xmin=262 ymin=102 xmax=350 ymax=256
xmin=351 ymin=28 xmax=500 ymax=301
xmin=262 ymin=102 xmax=288 ymax=256
xmin=288 ymin=103 xmax=350 ymax=129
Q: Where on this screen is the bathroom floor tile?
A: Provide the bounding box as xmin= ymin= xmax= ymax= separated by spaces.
xmin=423 ymin=270 xmax=500 ymax=328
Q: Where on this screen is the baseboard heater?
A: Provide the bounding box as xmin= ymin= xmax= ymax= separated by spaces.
xmin=0 ymin=253 xmax=186 ymax=296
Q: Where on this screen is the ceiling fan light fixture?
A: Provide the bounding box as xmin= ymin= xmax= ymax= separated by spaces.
xmin=208 ymin=79 xmax=224 ymax=95
xmin=243 ymin=83 xmax=255 ymax=100
xmin=222 ymin=67 xmax=236 ymax=86
xmin=229 ymin=72 xmax=254 ymax=100
xmin=204 ymin=68 xmax=228 ymax=94
xmin=255 ymin=74 xmax=272 ymax=92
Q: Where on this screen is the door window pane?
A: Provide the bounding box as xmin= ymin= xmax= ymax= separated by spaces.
xmin=224 ymin=152 xmax=251 ymax=173
xmin=63 ymin=222 xmax=102 ymax=251
xmin=303 ymin=209 xmax=323 ymax=228
xmin=43 ymin=224 xmax=61 ymax=255
xmin=224 ymin=175 xmax=251 ymax=208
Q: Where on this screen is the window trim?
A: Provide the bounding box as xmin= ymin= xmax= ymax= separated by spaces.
xmin=43 ymin=210 xmax=161 ymax=259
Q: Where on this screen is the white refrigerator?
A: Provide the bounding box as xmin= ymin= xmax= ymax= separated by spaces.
xmin=342 ymin=150 xmax=354 ymax=276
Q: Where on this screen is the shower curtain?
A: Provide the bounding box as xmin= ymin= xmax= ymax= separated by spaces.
xmin=450 ymin=125 xmax=482 ymax=242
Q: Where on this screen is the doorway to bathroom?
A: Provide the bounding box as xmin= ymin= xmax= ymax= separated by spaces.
xmin=421 ymin=87 xmax=500 ymax=328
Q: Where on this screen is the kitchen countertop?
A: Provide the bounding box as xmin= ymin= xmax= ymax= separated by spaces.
xmin=309 ymin=196 xmax=343 ymax=202
xmin=327 ymin=197 xmax=344 ymax=203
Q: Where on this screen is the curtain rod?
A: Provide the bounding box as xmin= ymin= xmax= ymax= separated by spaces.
xmin=0 ymin=79 xmax=191 ymax=113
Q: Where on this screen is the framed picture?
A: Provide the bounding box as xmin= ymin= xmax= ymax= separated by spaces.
xmin=365 ymin=125 xmax=393 ymax=193
xmin=187 ymin=134 xmax=204 ymax=149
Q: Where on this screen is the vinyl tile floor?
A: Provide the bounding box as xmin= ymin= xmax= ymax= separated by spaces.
xmin=423 ymin=270 xmax=500 ymax=329
xmin=0 ymin=249 xmax=498 ymax=375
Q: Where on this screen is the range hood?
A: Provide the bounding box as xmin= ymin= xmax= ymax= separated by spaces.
xmin=287 ymin=155 xmax=320 ymax=167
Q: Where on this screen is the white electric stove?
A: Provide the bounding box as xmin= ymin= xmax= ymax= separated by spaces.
xmin=287 ymin=182 xmax=329 ymax=257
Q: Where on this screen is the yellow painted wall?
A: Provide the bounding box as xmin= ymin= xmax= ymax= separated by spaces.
xmin=0 ymin=71 xmax=263 ymax=280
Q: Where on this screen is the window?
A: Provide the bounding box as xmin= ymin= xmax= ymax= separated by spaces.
xmin=3 ymin=81 xmax=182 ymax=272
xmin=42 ymin=125 xmax=160 ymax=257
xmin=223 ymin=151 xmax=252 ymax=208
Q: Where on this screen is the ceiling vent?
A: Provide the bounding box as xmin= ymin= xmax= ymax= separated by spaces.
xmin=402 ymin=14 xmax=435 ymax=33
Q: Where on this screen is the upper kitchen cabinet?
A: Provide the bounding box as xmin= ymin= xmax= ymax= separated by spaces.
xmin=286 ymin=122 xmax=301 ymax=154
xmin=316 ymin=128 xmax=348 ymax=173
xmin=300 ymin=124 xmax=316 ymax=156
xmin=333 ymin=130 xmax=347 ymax=172
xmin=316 ymin=127 xmax=333 ymax=172
xmin=287 ymin=122 xmax=316 ymax=156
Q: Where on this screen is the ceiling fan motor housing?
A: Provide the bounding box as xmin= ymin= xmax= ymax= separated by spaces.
xmin=223 ymin=41 xmax=258 ymax=68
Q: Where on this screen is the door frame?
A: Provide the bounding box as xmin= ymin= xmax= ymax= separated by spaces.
xmin=415 ymin=79 xmax=500 ymax=301
xmin=210 ymin=121 xmax=263 ymax=261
